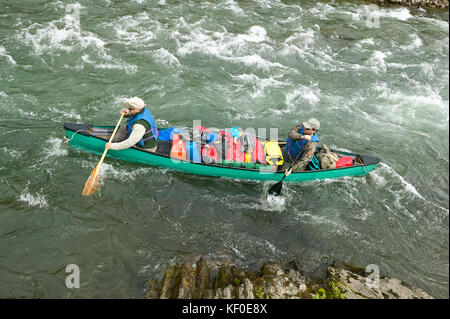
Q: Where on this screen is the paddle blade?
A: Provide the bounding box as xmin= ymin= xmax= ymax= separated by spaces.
xmin=268 ymin=181 xmax=283 ymax=196
xmin=82 ymin=165 xmax=101 ymax=196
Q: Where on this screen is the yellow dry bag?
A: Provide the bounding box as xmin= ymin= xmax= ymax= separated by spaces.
xmin=263 ymin=140 xmax=284 ymax=166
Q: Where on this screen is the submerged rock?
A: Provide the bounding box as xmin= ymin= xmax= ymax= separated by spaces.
xmin=145 ymin=258 xmax=434 ymax=299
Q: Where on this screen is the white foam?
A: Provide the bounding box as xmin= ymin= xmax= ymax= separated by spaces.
xmin=400 ymin=34 xmax=423 ymax=51
xmin=308 ymin=2 xmax=337 ymax=20
xmin=223 ymin=110 xmax=256 ymax=120
xmin=285 ymin=83 xmax=321 ymax=108
xmin=252 ymin=0 xmax=274 ymax=8
xmin=236 ymin=26 xmax=267 ymax=43
xmin=175 ymin=24 xmax=283 ymax=71
xmin=263 ymin=239 xmax=284 ymax=255
xmin=1 ymin=147 xmax=22 ymax=159
xmin=153 ymin=48 xmax=180 ymax=67
xmin=379 ymin=163 xmax=438 ymax=208
xmin=380 ymin=7 xmax=413 ymax=21
xmin=110 ymin=12 xmax=157 ymax=46
xmin=0 ymin=91 xmax=7 ymax=97
xmin=18 ymin=189 xmax=48 ymax=208
xmin=253 ymin=77 xmax=286 ymax=98
xmin=370 ymin=169 xmax=387 ymax=187
xmin=100 ymin=163 xmax=153 ymax=181
xmin=48 ymin=106 xmax=81 ymax=120
xmin=81 ymin=54 xmax=137 ymax=74
xmin=223 ymin=0 xmax=245 ymax=16
xmin=233 ymin=73 xmax=286 ymax=98
xmin=0 ymin=46 xmax=16 ymax=65
xmin=157 ymin=119 xmax=170 ymax=126
xmin=293 ymin=210 xmax=349 ymax=234
xmin=226 ymin=232 xmax=287 ymax=259
xmin=283 ymin=28 xmax=316 ymax=54
xmin=333 ymin=147 xmax=354 ymax=153
xmin=354 ymin=38 xmax=375 ymax=49
xmin=266 ymin=194 xmax=286 ymax=211
xmin=418 ymin=62 xmax=435 ymax=80
xmin=177 ymin=29 xmax=230 ymax=57
xmin=17 ymin=5 xmax=136 ymax=73
xmin=232 ymin=73 xmax=259 ymax=83
xmin=417 ymin=16 xmax=449 ymax=30
xmin=230 ymin=54 xmax=286 ymax=71
xmin=366 ymin=50 xmax=389 ymax=73
xmin=18 ymin=13 xmax=105 ymax=55
xmin=44 ymin=137 xmax=68 ymax=157
xmin=376 ymin=84 xmax=448 ymax=116
xmin=18 ymin=108 xmax=38 ymax=119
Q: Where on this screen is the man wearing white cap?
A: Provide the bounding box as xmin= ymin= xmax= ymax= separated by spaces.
xmin=105 ymin=97 xmax=159 ymax=152
xmin=284 ymin=118 xmax=320 ymax=172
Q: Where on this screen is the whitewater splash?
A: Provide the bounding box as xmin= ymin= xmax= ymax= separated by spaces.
xmin=97 ymin=163 xmax=154 ymax=182
xmin=18 ymin=187 xmax=48 ymax=208
xmin=0 ymin=46 xmax=16 ymax=65
xmin=16 ymin=2 xmax=136 ymax=73
xmin=43 ymin=137 xmax=68 ymax=158
xmin=376 ymin=162 xmax=449 ymax=214
xmin=266 ymin=193 xmax=287 ymax=211
xmin=1 ymin=147 xmax=23 ymax=160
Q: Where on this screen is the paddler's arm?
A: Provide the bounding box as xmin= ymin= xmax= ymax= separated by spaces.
xmin=288 ymin=124 xmax=312 ymax=142
xmin=105 ymin=123 xmax=146 ymax=150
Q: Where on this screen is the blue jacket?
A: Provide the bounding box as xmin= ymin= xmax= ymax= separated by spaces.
xmin=126 ymin=108 xmax=159 ymax=147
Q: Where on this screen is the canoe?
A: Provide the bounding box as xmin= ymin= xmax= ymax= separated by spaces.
xmin=63 ymin=123 xmax=380 ymax=183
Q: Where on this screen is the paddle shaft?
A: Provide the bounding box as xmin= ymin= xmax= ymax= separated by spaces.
xmin=92 ymin=113 xmax=124 ymax=178
xmin=268 ymin=139 xmax=309 ymax=195
xmin=282 ymin=141 xmax=308 ymax=178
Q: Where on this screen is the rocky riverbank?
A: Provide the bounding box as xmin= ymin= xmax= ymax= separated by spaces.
xmin=339 ymin=0 xmax=448 ymax=9
xmin=146 ymin=258 xmax=434 ymax=299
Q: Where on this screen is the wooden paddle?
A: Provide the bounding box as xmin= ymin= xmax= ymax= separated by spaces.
xmin=268 ymin=142 xmax=307 ymax=196
xmin=82 ymin=114 xmax=124 ymax=196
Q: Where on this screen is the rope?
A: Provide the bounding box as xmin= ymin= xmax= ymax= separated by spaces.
xmin=357 ymin=156 xmax=371 ymax=174
xmin=63 ymin=130 xmax=90 ymax=144
xmin=361 ymin=164 xmax=371 ymax=174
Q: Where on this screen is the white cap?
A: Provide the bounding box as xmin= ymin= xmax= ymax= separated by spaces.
xmin=123 ymin=97 xmax=145 ymax=110
xmin=303 ymin=118 xmax=320 ymax=130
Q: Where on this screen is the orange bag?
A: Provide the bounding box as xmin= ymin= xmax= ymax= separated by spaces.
xmin=170 ymin=134 xmax=187 ymax=160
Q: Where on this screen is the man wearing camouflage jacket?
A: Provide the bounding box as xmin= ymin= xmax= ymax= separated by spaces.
xmin=284 ymin=118 xmax=320 ymax=174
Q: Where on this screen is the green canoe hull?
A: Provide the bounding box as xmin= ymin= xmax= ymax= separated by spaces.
xmin=64 ymin=123 xmax=380 ymax=183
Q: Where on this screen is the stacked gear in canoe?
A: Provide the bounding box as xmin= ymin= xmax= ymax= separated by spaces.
xmin=162 ymin=125 xmax=269 ymax=167
xmin=166 ymin=128 xmax=201 ymax=162
xmin=196 ymin=126 xmax=221 ymax=164
xmin=222 ymin=126 xmax=267 ymax=165
xmin=307 ymin=144 xmax=355 ymax=170
xmin=225 ymin=127 xmax=245 ymax=162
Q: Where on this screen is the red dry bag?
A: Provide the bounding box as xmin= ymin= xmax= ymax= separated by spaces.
xmin=336 ymin=156 xmax=353 ymax=168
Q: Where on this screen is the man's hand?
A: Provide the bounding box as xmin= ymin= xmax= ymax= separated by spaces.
xmin=303 ymin=135 xmax=312 ymax=142
xmin=105 ymin=142 xmax=112 ymax=150
xmin=120 ymin=109 xmax=129 ymax=116
xmin=285 ymin=167 xmax=293 ymax=176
